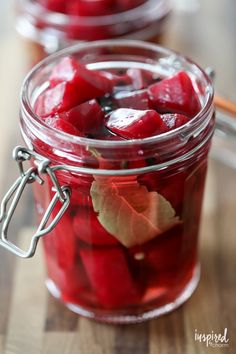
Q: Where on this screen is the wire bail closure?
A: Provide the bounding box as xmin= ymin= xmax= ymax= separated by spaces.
xmin=0 ymin=146 xmax=71 ymax=258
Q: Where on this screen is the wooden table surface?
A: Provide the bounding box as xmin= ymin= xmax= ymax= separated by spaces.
xmin=0 ymin=0 xmax=236 ymax=353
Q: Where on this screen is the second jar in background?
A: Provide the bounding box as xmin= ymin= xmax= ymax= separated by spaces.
xmin=16 ymin=0 xmax=172 ymax=64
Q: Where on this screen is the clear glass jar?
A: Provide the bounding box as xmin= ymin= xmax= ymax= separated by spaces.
xmin=16 ymin=0 xmax=172 ymax=64
xmin=7 ymin=40 xmax=214 ymax=323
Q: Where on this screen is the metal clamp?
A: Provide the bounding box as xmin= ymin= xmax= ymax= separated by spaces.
xmin=0 ymin=146 xmax=71 ymax=258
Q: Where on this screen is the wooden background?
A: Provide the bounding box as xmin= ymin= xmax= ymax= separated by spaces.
xmin=0 ymin=0 xmax=236 ymax=353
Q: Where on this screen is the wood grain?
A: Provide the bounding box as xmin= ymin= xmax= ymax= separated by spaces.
xmin=77 ymin=319 xmax=116 ymax=354
xmin=0 ymin=0 xmax=30 ymax=338
xmin=42 ymin=333 xmax=81 ymax=354
xmin=4 ymin=229 xmax=47 ymax=354
xmin=45 ymin=296 xmax=79 ymax=332
xmin=114 ymin=322 xmax=149 ymax=354
xmin=0 ymin=336 xmax=4 ymax=354
xmin=150 ymin=309 xmax=186 ymax=354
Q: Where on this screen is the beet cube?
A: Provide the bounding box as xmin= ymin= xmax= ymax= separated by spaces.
xmin=53 ymin=214 xmax=78 ymax=269
xmin=35 ymin=82 xmax=82 ymax=118
xmin=38 ymin=0 xmax=66 ymax=12
xmin=80 ymin=247 xmax=140 ymax=308
xmin=114 ymin=90 xmax=150 ymax=110
xmin=148 ymin=71 xmax=201 ymax=118
xmin=56 ymin=99 xmax=104 ymax=134
xmin=49 ymin=56 xmax=113 ymax=103
xmin=67 ymin=0 xmax=114 ymax=16
xmin=161 ymin=113 xmax=189 ymax=130
xmin=45 ymin=117 xmax=82 ymax=136
xmin=105 ymin=108 xmax=168 ymax=138
xmin=73 ymin=208 xmax=119 ymax=246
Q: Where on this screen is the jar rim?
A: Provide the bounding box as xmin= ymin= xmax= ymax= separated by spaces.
xmin=18 ymin=0 xmax=171 ymax=27
xmin=21 ymin=39 xmax=214 ymax=149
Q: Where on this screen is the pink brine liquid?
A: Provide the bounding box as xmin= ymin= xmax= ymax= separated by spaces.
xmin=28 ymin=53 xmax=213 ymax=322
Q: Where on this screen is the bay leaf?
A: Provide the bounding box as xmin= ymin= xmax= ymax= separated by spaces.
xmin=90 ymin=178 xmax=180 ymax=247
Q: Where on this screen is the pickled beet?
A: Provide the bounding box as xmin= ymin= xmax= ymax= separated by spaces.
xmin=45 ymin=117 xmax=82 ymax=136
xmin=142 ymin=227 xmax=183 ymax=272
xmin=128 ymin=225 xmax=184 ymax=288
xmin=105 ymin=108 xmax=168 ymax=138
xmin=148 ymin=71 xmax=201 ymax=118
xmin=67 ymin=0 xmax=113 ymax=16
xmin=80 ymin=247 xmax=140 ymax=308
xmin=46 ymin=256 xmax=90 ymax=302
xmin=114 ymin=90 xmax=150 ymax=110
xmin=35 ymin=82 xmax=83 ymax=118
xmin=36 ymin=58 xmax=202 ymax=138
xmin=38 ymin=0 xmax=66 ymax=13
xmin=159 ymin=172 xmax=186 ymax=210
xmin=118 ymin=0 xmax=145 ymax=11
xmin=73 ymin=208 xmax=119 ymax=246
xmin=49 ymin=56 xmax=113 ymax=103
xmin=56 ymin=99 xmax=104 ymax=134
xmin=49 ymin=56 xmax=80 ymax=86
xmin=161 ymin=113 xmax=189 ymax=130
xmin=53 ymin=214 xmax=78 ymax=269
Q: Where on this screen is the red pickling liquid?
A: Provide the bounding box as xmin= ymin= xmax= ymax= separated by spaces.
xmin=30 ymin=55 xmax=213 ymax=319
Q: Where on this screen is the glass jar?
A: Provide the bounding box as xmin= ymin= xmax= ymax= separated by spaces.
xmin=16 ymin=0 xmax=172 ymax=64
xmin=0 ymin=40 xmax=214 ymax=323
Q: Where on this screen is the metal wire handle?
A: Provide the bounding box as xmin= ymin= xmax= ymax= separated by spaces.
xmin=0 ymin=146 xmax=71 ymax=258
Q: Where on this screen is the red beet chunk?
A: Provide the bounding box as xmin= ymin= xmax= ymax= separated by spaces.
xmin=143 ymin=227 xmax=188 ymax=287
xmin=46 ymin=255 xmax=90 ymax=302
xmin=148 ymin=71 xmax=201 ymax=118
xmin=60 ymin=264 xmax=92 ymax=303
xmin=49 ymin=56 xmax=113 ymax=103
xmin=158 ymin=171 xmax=187 ymax=209
xmin=53 ymin=214 xmax=78 ymax=269
xmin=80 ymin=247 xmax=140 ymax=308
xmin=118 ymin=0 xmax=145 ymax=11
xmin=67 ymin=23 xmax=110 ymax=41
xmin=45 ymin=117 xmax=82 ymax=136
xmin=49 ymin=56 xmax=79 ymax=86
xmin=73 ymin=208 xmax=119 ymax=246
xmin=105 ymin=108 xmax=168 ymax=139
xmin=67 ymin=0 xmax=114 ymax=16
xmin=69 ymin=188 xmax=94 ymax=209
xmin=114 ymin=90 xmax=150 ymax=110
xmin=56 ymin=99 xmax=104 ymax=134
xmin=39 ymin=0 xmax=66 ymax=12
xmin=161 ymin=113 xmax=189 ymax=130
xmin=35 ymin=82 xmax=83 ymax=118
xmin=129 ymin=225 xmax=183 ymax=287
xmin=144 ymin=228 xmax=183 ymax=272
xmin=128 ymin=158 xmax=147 ymax=169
